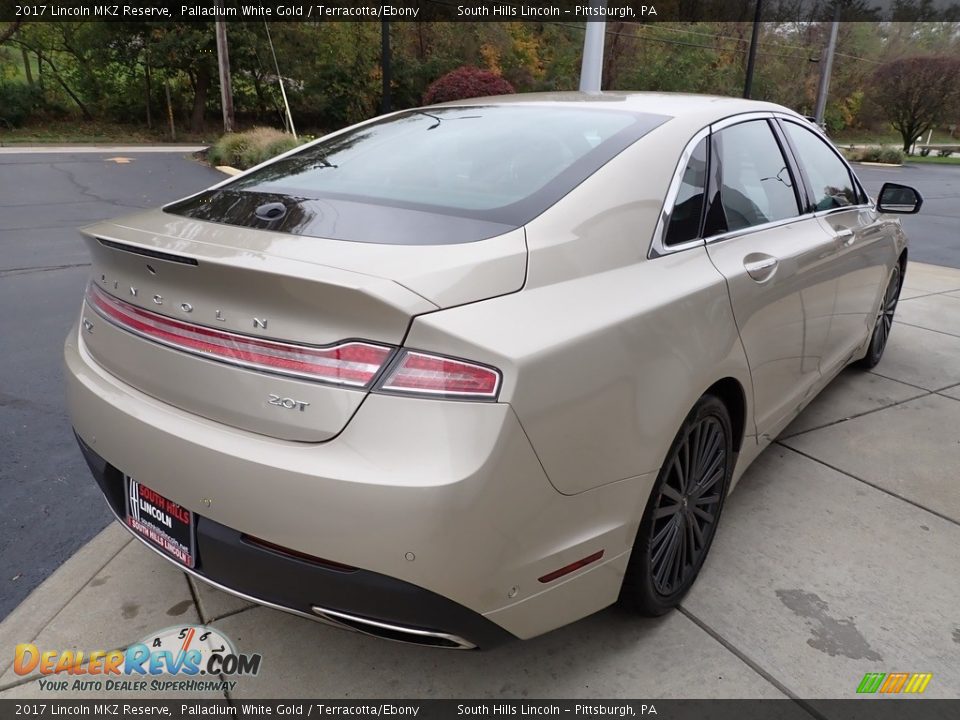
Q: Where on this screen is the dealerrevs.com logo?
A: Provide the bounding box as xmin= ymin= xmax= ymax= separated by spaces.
xmin=14 ymin=625 xmax=262 ymax=693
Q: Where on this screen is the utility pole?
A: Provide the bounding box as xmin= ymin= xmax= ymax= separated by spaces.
xmin=164 ymin=77 xmax=176 ymax=141
xmin=381 ymin=20 xmax=391 ymax=114
xmin=579 ymin=0 xmax=607 ymax=92
xmin=813 ymin=9 xmax=840 ymax=127
xmin=214 ymin=10 xmax=235 ymax=133
xmin=743 ymin=0 xmax=762 ymax=98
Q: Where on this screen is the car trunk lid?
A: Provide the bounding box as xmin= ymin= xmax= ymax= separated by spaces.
xmin=78 ymin=209 xmax=526 ymax=442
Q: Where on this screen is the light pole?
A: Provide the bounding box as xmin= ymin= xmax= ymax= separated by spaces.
xmin=579 ymin=0 xmax=606 ymax=92
xmin=813 ymin=9 xmax=840 ymax=127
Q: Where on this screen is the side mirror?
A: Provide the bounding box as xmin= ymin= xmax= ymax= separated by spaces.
xmin=877 ymin=182 xmax=923 ymax=214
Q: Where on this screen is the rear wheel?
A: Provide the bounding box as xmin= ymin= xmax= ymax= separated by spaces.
xmin=620 ymin=394 xmax=733 ymax=616
xmin=857 ymin=263 xmax=902 ymax=370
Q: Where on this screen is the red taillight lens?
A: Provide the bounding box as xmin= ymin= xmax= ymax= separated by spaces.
xmin=375 ymin=350 xmax=501 ymax=400
xmin=85 ymin=283 xmax=393 ymax=388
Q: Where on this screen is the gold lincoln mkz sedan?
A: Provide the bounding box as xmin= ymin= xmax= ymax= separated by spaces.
xmin=66 ymin=93 xmax=921 ymax=649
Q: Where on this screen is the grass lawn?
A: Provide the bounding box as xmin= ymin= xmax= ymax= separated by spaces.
xmin=906 ymin=155 xmax=960 ymax=166
xmin=832 ymin=128 xmax=958 ymax=147
xmin=833 ymin=131 xmax=903 ymax=146
xmin=0 ymin=121 xmax=216 ymax=146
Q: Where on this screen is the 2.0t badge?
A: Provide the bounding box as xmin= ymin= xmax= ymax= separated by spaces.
xmin=267 ymin=394 xmax=310 ymax=412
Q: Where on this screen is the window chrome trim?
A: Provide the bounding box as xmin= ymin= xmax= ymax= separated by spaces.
xmin=647 ymin=110 xmax=877 ymax=257
xmin=648 ymin=125 xmax=710 ymax=259
xmin=709 ymin=110 xmax=777 ymax=132
xmin=704 ymin=213 xmax=812 ymax=245
xmin=703 ymin=112 xmax=807 ymax=245
xmin=777 ymin=116 xmax=874 ymax=213
xmin=812 ymin=204 xmax=873 ymax=220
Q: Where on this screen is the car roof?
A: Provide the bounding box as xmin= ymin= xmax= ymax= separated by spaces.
xmin=433 ymin=91 xmax=803 ymax=129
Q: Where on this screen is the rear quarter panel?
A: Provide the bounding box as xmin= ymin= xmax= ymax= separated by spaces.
xmin=406 ymin=127 xmax=755 ymax=495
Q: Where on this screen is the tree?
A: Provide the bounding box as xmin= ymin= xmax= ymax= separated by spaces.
xmin=870 ymin=55 xmax=960 ymax=151
xmin=422 ymin=65 xmax=514 ymax=104
xmin=0 ymin=20 xmax=23 ymax=45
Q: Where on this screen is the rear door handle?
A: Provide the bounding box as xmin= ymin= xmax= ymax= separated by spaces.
xmin=744 ymin=255 xmax=779 ymax=282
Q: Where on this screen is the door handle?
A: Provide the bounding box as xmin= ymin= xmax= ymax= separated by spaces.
xmin=836 ymin=230 xmax=856 ymax=247
xmin=744 ymin=255 xmax=779 ymax=282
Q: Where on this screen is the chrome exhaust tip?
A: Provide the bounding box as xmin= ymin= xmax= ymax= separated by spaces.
xmin=310 ymin=605 xmax=476 ymax=650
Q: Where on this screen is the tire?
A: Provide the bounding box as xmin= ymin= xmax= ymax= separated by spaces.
xmin=857 ymin=263 xmax=902 ymax=370
xmin=619 ymin=394 xmax=733 ymax=616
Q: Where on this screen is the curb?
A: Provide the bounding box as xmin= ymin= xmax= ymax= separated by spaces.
xmin=215 ymin=165 xmax=243 ymax=176
xmin=0 ymin=524 xmax=130 ymax=681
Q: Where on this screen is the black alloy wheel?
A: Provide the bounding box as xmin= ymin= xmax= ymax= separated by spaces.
xmin=620 ymin=394 xmax=733 ymax=616
xmin=858 ymin=263 xmax=902 ymax=369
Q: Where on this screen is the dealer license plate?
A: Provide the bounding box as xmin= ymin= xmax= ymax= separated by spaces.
xmin=124 ymin=476 xmax=196 ymax=568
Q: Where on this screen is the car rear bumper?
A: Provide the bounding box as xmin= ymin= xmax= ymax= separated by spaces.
xmin=65 ymin=322 xmax=653 ymax=644
xmin=76 ymin=433 xmax=509 ymax=649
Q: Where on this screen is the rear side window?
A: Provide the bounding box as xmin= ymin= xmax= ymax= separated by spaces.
xmin=707 ymin=120 xmax=800 ymax=235
xmin=781 ymin=121 xmax=860 ymax=211
xmin=664 ymin=138 xmax=708 ymax=246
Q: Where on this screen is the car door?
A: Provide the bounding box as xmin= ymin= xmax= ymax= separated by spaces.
xmin=703 ymin=116 xmax=839 ymax=442
xmin=777 ymin=118 xmax=895 ymax=372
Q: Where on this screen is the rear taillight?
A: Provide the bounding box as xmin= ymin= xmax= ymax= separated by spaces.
xmin=85 ymin=283 xmax=392 ymax=388
xmin=375 ymin=350 xmax=501 ymax=400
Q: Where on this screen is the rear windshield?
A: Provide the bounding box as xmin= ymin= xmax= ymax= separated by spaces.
xmin=166 ymin=105 xmax=669 ymax=244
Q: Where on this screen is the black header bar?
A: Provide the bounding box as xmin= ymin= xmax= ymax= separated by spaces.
xmin=0 ymin=700 xmax=958 ymax=720
xmin=2 ymin=0 xmax=960 ymax=22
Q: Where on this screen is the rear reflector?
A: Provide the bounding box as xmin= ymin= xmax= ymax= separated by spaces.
xmin=86 ymin=283 xmax=393 ymax=387
xmin=376 ymin=350 xmax=501 ymax=400
xmin=537 ymin=550 xmax=605 ymax=584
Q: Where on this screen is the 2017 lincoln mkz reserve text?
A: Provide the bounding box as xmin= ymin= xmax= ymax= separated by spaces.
xmin=65 ymin=93 xmax=921 ymax=649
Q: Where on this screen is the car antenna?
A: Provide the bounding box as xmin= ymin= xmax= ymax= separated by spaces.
xmin=414 ymin=110 xmax=443 ymax=130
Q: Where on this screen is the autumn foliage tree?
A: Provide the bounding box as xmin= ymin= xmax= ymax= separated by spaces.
xmin=4 ymin=20 xmax=960 ymax=140
xmin=870 ymin=55 xmax=960 ymax=151
xmin=422 ymin=65 xmax=515 ymax=104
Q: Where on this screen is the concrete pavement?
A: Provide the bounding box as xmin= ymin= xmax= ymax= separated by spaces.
xmin=2 ymin=263 xmax=958 ymax=702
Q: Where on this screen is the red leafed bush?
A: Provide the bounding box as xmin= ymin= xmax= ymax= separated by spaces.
xmin=422 ymin=66 xmax=516 ymax=105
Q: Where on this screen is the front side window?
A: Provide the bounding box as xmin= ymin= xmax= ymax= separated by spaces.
xmin=781 ymin=120 xmax=859 ymax=211
xmin=706 ymin=120 xmax=800 ymax=235
xmin=664 ymin=138 xmax=708 ymax=246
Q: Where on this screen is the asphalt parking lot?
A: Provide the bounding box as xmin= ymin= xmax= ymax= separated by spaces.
xmin=1 ymin=150 xmax=959 ymax=702
xmin=0 ymin=149 xmax=223 ymax=617
xmin=856 ymin=163 xmax=960 ymax=268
